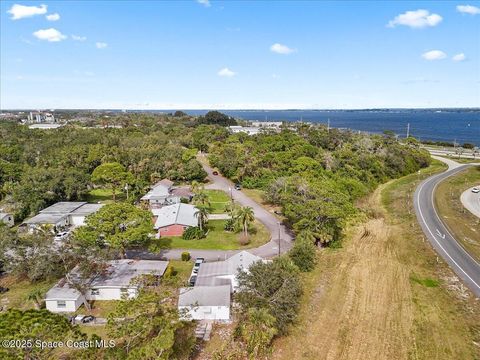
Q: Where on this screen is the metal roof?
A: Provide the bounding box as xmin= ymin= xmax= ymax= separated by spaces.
xmin=40 ymin=202 xmax=86 ymax=214
xmin=23 ymin=202 xmax=103 ymax=225
xmin=70 ymin=203 xmax=103 ymax=215
xmin=23 ymin=213 xmax=67 ymax=225
xmin=178 ymin=285 xmax=231 ymax=307
xmin=153 ymin=203 xmax=198 ymax=229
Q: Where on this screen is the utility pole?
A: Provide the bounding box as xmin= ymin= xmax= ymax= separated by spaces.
xmin=277 ymin=222 xmax=281 ymax=256
xmin=406 ymin=123 xmax=410 ymax=138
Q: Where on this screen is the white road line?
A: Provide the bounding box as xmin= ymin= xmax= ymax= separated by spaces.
xmin=416 ymin=177 xmax=480 ymax=291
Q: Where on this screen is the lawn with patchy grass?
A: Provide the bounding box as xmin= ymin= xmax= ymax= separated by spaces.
xmin=205 ymin=189 xmax=230 ymax=213
xmin=435 ymin=166 xmax=480 ymax=260
xmin=86 ymin=188 xmax=126 ymax=203
xmin=0 ymin=276 xmax=57 ymax=310
xmin=155 ymin=219 xmax=270 ymax=250
xmin=273 ymin=160 xmax=480 ymax=360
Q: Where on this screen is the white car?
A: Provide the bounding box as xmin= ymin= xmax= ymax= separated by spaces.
xmin=472 ymin=187 xmax=480 ymax=193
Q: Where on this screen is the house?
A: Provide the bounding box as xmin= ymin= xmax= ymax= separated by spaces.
xmin=21 ymin=202 xmax=103 ymax=232
xmin=178 ymin=285 xmax=231 ymax=321
xmin=153 ymin=203 xmax=199 ymax=237
xmin=194 ymin=251 xmax=263 ymax=291
xmin=141 ymin=179 xmax=175 ymax=208
xmin=45 ymin=259 xmax=169 ymax=313
xmin=0 ymin=212 xmax=14 ymax=227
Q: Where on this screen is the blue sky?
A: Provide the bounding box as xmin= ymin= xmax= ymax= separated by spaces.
xmin=1 ymin=0 xmax=479 ymax=109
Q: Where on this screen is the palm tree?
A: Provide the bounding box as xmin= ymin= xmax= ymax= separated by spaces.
xmin=194 ymin=206 xmax=210 ymax=231
xmin=193 ymin=191 xmax=210 ymax=208
xmin=27 ymin=289 xmax=44 ymax=309
xmin=235 ymin=206 xmax=255 ymax=240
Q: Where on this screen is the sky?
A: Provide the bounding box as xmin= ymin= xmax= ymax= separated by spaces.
xmin=1 ymin=0 xmax=479 ymax=109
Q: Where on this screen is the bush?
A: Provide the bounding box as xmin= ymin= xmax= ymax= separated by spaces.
xmin=224 ymin=218 xmax=236 ymax=231
xmin=289 ymin=239 xmax=317 ymax=272
xmin=182 ymin=226 xmax=206 ymax=240
xmin=163 ymin=266 xmax=175 ymax=278
xmin=181 ymin=252 xmax=191 ymax=261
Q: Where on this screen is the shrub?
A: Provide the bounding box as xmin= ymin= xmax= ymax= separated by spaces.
xmin=163 ymin=266 xmax=175 ymax=278
xmin=182 ymin=226 xmax=206 ymax=240
xmin=289 ymin=239 xmax=317 ymax=272
xmin=181 ymin=252 xmax=191 ymax=261
xmin=224 ymin=218 xmax=236 ymax=231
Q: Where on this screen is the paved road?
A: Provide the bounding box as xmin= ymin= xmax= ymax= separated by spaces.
xmin=460 ymin=187 xmax=480 ymax=219
xmin=414 ymin=158 xmax=480 ymax=297
xmin=128 ymin=155 xmax=293 ymax=261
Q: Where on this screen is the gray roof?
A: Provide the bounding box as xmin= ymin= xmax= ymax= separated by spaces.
xmin=23 ymin=202 xmax=102 ymax=225
xmin=195 ymin=251 xmax=262 ymax=287
xmin=40 ymin=202 xmax=86 ymax=214
xmin=141 ymin=179 xmax=173 ymax=200
xmin=90 ymin=259 xmax=169 ymax=287
xmin=23 ymin=213 xmax=67 ymax=225
xmin=45 ymin=260 xmax=169 ymax=301
xmin=153 ymin=203 xmax=198 ymax=229
xmin=70 ymin=203 xmax=103 ymax=215
xmin=46 ymin=278 xmax=82 ymax=300
xmin=178 ymin=285 xmax=231 ymax=307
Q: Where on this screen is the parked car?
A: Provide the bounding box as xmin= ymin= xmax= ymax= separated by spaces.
xmin=234 ymin=183 xmax=242 ymax=190
xmin=472 ymin=187 xmax=479 ymax=193
xmin=212 ymin=171 xmax=219 ymax=175
xmin=194 ymin=257 xmax=205 ymax=268
xmin=54 ymin=231 xmax=69 ymax=241
xmin=189 ymin=275 xmax=197 ymax=287
xmin=73 ymin=315 xmax=95 ymax=324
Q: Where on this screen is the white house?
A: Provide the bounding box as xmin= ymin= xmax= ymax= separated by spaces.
xmin=0 ymin=212 xmax=14 ymax=227
xmin=228 ymin=125 xmax=261 ymax=136
xmin=178 ymin=285 xmax=231 ymax=321
xmin=45 ymin=259 xmax=169 ymax=313
xmin=152 ymin=203 xmax=199 ymax=237
xmin=194 ymin=251 xmax=263 ymax=291
xmin=22 ymin=202 xmax=103 ymax=232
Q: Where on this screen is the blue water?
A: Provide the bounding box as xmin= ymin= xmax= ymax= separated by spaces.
xmin=181 ymin=109 xmax=480 ymax=146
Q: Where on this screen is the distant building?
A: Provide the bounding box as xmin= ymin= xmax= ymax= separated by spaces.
xmin=27 ymin=111 xmax=56 ymax=124
xmin=249 ymin=121 xmax=283 ymax=128
xmin=228 ymin=125 xmax=261 ymax=136
xmin=141 ymin=179 xmax=192 ymax=209
xmin=21 ymin=202 xmax=103 ymax=232
xmin=45 ymin=259 xmax=169 ymax=313
xmin=0 ymin=212 xmax=14 ymax=227
xmin=153 ymin=203 xmax=199 ymax=237
xmin=178 ymin=285 xmax=231 ymax=321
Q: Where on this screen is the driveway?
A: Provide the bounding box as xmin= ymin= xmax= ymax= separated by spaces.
xmin=128 ymin=155 xmax=293 ymax=261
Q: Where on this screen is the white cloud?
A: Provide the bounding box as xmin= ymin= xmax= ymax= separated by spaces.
xmin=387 ymin=9 xmax=442 ymax=28
xmin=33 ymin=28 xmax=67 ymax=42
xmin=452 ymin=53 xmax=466 ymax=61
xmin=197 ymin=0 xmax=211 ymax=7
xmin=421 ymin=50 xmax=447 ymax=60
xmin=72 ymin=35 xmax=87 ymax=41
xmin=7 ymin=3 xmax=47 ymax=20
xmin=457 ymin=5 xmax=480 ymax=15
xmin=217 ymin=67 xmax=236 ymax=77
xmin=46 ymin=13 xmax=60 ymax=21
xmin=96 ymin=42 xmax=108 ymax=49
xmin=270 ymin=43 xmax=296 ymax=54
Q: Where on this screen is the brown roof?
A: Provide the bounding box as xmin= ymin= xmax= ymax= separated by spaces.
xmin=153 ymin=179 xmax=174 ymax=188
xmin=171 ymin=187 xmax=193 ymax=198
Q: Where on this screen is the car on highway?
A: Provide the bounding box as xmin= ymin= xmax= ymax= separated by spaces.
xmin=472 ymin=187 xmax=479 ymax=193
xmin=234 ymin=183 xmax=242 ymax=190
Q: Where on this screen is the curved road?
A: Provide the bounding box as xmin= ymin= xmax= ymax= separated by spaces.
xmin=461 ymin=187 xmax=480 ymax=219
xmin=414 ymin=157 xmax=480 ymax=297
xmin=128 ymin=155 xmax=293 ymax=261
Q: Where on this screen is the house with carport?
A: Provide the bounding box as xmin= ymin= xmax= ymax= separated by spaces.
xmin=45 ymin=259 xmax=169 ymax=313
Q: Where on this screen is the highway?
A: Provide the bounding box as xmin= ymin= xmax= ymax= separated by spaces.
xmin=414 ymin=160 xmax=480 ymax=298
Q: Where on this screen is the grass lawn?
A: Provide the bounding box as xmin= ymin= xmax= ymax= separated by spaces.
xmin=205 ymin=189 xmax=230 ymax=214
xmin=86 ymin=188 xmax=126 ymax=203
xmin=435 ymin=166 xmax=480 ymax=260
xmin=155 ymin=219 xmax=270 ymax=250
xmin=0 ymin=275 xmax=57 ymax=310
